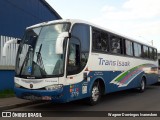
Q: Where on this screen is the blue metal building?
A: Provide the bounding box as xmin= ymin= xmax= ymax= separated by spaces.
xmin=0 ymin=0 xmax=61 ymax=38
xmin=0 ymin=0 xmax=61 ymax=91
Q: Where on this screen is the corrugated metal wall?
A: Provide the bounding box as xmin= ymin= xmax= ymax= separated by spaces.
xmin=0 ymin=36 xmax=29 ymax=69
xmin=0 ymin=36 xmax=29 ymax=91
xmin=0 ymin=36 xmax=19 ymax=69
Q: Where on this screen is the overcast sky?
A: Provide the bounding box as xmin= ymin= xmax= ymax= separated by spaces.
xmin=46 ymin=0 xmax=160 ymax=52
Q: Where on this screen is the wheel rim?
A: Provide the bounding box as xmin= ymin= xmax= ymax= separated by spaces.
xmin=141 ymin=80 xmax=145 ymax=90
xmin=92 ymin=86 xmax=100 ymax=102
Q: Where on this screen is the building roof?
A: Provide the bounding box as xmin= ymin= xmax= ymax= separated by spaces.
xmin=40 ymin=0 xmax=62 ymax=19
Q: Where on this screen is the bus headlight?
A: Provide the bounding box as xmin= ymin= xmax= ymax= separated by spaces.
xmin=15 ymin=83 xmax=21 ymax=88
xmin=45 ymin=84 xmax=63 ymax=90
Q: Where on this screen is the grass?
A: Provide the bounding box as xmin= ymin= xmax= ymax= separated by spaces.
xmin=0 ymin=89 xmax=15 ymax=98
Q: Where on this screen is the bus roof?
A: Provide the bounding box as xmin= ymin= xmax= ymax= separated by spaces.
xmin=27 ymin=19 xmax=157 ymax=49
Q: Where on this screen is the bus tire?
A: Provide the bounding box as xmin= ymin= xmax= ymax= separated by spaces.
xmin=87 ymin=81 xmax=101 ymax=105
xmin=138 ymin=77 xmax=146 ymax=93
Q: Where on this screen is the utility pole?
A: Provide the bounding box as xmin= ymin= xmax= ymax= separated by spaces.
xmin=138 ymin=36 xmax=153 ymax=46
xmin=151 ymin=40 xmax=153 ymax=46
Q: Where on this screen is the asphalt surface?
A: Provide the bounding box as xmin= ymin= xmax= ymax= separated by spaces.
xmin=2 ymin=83 xmax=160 ymax=120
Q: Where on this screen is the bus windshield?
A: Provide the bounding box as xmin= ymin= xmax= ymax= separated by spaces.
xmin=15 ymin=23 xmax=70 ymax=78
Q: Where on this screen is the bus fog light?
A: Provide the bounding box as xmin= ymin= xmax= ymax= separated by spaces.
xmin=45 ymin=84 xmax=63 ymax=90
xmin=15 ymin=83 xmax=21 ymax=88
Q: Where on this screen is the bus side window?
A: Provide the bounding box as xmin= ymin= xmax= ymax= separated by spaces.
xmin=110 ymin=36 xmax=122 ymax=54
xmin=101 ymin=32 xmax=109 ymax=52
xmin=125 ymin=40 xmax=133 ymax=56
xmin=134 ymin=43 xmax=142 ymax=57
xmin=153 ymin=49 xmax=157 ymax=60
xmin=148 ymin=48 xmax=153 ymax=59
xmin=92 ymin=29 xmax=101 ymax=51
xmin=143 ymin=46 xmax=149 ymax=58
xmin=92 ymin=28 xmax=109 ymax=52
xmin=67 ymin=38 xmax=80 ymax=75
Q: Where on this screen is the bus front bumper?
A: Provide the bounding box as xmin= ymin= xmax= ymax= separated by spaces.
xmin=14 ymin=87 xmax=69 ymax=103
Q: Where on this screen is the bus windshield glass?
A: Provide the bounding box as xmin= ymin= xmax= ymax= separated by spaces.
xmin=15 ymin=23 xmax=70 ymax=78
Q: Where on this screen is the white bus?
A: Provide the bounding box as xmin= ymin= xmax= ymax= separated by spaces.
xmin=3 ymin=19 xmax=158 ymax=105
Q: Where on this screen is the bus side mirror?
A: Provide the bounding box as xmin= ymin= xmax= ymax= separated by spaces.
xmin=56 ymin=32 xmax=69 ymax=54
xmin=2 ymin=39 xmax=21 ymax=57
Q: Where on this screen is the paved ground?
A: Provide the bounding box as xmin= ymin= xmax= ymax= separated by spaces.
xmin=1 ymin=83 xmax=160 ymax=120
xmin=6 ymin=84 xmax=160 ymax=111
xmin=0 ymin=97 xmax=43 ymax=111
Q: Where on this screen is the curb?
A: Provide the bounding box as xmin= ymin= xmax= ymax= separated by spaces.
xmin=0 ymin=101 xmax=43 ymax=111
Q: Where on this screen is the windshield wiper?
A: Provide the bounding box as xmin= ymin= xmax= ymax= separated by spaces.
xmin=36 ymin=44 xmax=46 ymax=74
xmin=19 ymin=45 xmax=33 ymax=75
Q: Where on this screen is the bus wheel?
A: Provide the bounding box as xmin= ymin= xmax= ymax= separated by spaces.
xmin=139 ymin=77 xmax=146 ymax=93
xmin=88 ymin=81 xmax=101 ymax=105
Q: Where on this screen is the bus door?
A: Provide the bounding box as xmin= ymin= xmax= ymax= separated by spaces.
xmin=66 ymin=37 xmax=83 ymax=98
